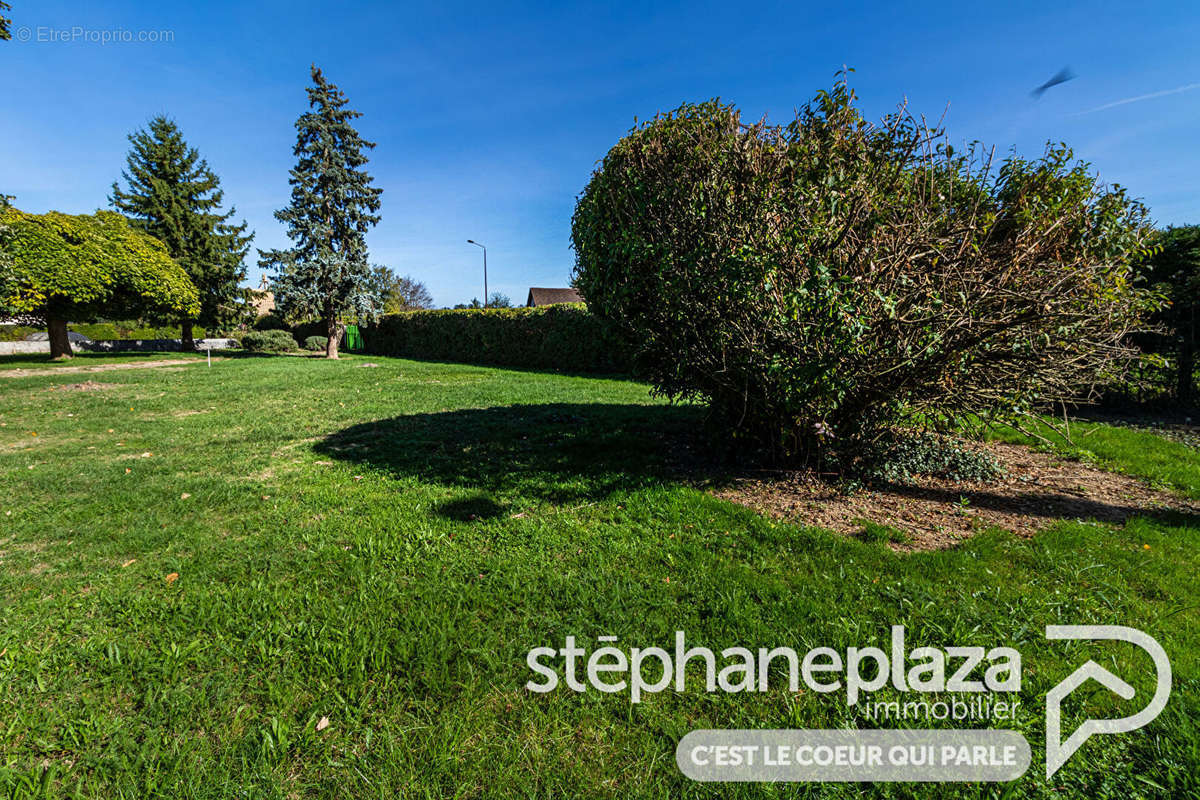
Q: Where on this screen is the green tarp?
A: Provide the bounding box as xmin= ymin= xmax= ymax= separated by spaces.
xmin=344 ymin=324 xmax=363 ymax=351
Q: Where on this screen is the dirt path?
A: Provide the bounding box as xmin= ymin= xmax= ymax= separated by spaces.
xmin=714 ymin=441 xmax=1200 ymax=550
xmin=0 ymin=358 xmax=219 ymax=378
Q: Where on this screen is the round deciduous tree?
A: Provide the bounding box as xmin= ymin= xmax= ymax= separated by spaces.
xmin=0 ymin=208 xmax=200 ymax=358
xmin=571 ymin=79 xmax=1158 ymax=467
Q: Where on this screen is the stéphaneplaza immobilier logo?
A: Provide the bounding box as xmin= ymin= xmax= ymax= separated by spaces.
xmin=524 ymin=624 xmax=1171 ymax=782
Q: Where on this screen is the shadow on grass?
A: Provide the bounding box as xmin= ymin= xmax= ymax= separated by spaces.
xmin=319 ymin=403 xmax=1200 ymax=533
xmin=435 ymin=494 xmax=508 ymax=521
xmin=315 ymin=403 xmax=706 ymax=508
xmin=0 ymin=350 xmax=198 ymax=368
xmin=881 ymin=482 xmax=1200 ymax=528
xmin=356 ymin=350 xmax=643 ymax=382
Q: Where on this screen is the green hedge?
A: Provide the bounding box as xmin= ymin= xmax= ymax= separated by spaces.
xmin=363 ymin=304 xmax=632 ymax=373
xmin=0 ymin=321 xmax=207 ymax=342
xmin=0 ymin=325 xmax=39 ymax=342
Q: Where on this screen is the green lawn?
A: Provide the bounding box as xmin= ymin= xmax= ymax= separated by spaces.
xmin=0 ymin=351 xmax=207 ymax=372
xmin=0 ymin=353 xmax=1196 ymax=798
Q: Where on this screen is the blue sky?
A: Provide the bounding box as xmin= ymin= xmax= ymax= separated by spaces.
xmin=2 ymin=1 xmax=1198 ymax=308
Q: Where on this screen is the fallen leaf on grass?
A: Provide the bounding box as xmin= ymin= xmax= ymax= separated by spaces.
xmin=125 ymin=468 xmax=131 ymax=474
xmin=165 ymin=572 xmax=179 ymax=585
xmin=316 ymin=716 xmax=331 ymax=732
xmin=121 ymin=559 xmax=137 ymax=568
xmin=180 ymin=493 xmax=191 ymax=500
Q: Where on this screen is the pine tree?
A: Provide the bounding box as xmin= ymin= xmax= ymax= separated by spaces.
xmin=259 ymin=65 xmax=383 ymax=358
xmin=110 ymin=117 xmax=252 ymax=348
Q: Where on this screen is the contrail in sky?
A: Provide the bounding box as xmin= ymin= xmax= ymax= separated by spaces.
xmin=1075 ymin=82 xmax=1200 ymax=115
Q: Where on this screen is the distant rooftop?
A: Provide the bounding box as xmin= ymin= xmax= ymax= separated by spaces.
xmin=526 ymin=287 xmax=583 ymax=307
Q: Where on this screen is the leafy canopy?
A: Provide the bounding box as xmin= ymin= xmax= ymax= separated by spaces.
xmin=0 ymin=207 xmax=199 ymax=320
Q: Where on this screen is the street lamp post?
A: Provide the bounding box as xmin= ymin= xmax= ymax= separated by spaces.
xmin=467 ymin=239 xmax=487 ymax=307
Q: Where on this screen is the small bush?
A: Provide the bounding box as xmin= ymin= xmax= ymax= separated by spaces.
xmin=292 ymin=320 xmax=340 ymax=346
xmin=863 ymin=432 xmax=1005 ymax=484
xmin=363 ymin=304 xmax=631 ymax=373
xmin=241 ymin=329 xmax=296 ymax=352
xmin=304 ymin=335 xmax=328 ymax=352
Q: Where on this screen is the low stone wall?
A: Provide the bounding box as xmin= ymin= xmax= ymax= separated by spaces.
xmin=0 ymin=338 xmax=239 ymax=355
xmin=80 ymin=338 xmax=238 ymax=352
xmin=0 ymin=341 xmax=53 ymax=355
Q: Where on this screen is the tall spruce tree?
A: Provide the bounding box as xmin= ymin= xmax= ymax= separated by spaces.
xmin=259 ymin=65 xmax=383 ymax=358
xmin=110 ymin=117 xmax=252 ymax=348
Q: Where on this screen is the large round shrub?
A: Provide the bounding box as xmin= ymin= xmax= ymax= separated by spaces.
xmin=241 ymin=329 xmax=296 ymax=353
xmin=571 ymin=79 xmax=1158 ymax=465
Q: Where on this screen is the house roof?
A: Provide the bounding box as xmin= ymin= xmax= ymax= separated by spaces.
xmin=526 ymin=287 xmax=583 ymax=307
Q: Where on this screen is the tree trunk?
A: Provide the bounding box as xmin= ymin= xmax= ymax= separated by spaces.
xmin=1179 ymin=339 xmax=1195 ymax=406
xmin=180 ymin=319 xmax=196 ymax=351
xmin=325 ymin=317 xmax=342 ymax=359
xmin=47 ymin=315 xmax=72 ymax=359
